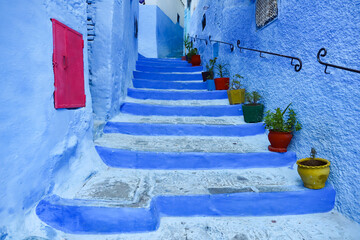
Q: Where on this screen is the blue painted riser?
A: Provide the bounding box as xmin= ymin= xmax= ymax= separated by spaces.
xmin=127 ymin=88 xmax=228 ymax=100
xmin=95 ymin=146 xmax=297 ymax=169
xmin=120 ymin=102 xmax=242 ymax=116
xmin=137 ymin=60 xmax=191 ymax=67
xmin=136 ymin=65 xmax=203 ymax=73
xmin=138 ymin=58 xmax=182 ymax=62
xmin=133 ymin=79 xmax=206 ymax=90
xmin=37 ymin=187 xmax=335 ymax=234
xmin=103 ymin=122 xmax=264 ymax=136
xmin=133 ymin=71 xmax=203 ymax=81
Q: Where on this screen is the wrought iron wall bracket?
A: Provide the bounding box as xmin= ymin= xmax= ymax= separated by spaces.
xmin=209 ymin=35 xmax=234 ymax=52
xmin=317 ymin=48 xmax=360 ymax=74
xmin=237 ymin=40 xmax=302 ymax=72
xmin=195 ymin=35 xmax=208 ymax=45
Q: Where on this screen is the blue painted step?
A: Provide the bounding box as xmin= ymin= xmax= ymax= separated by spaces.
xmin=137 ymin=60 xmax=192 ymax=67
xmin=138 ymin=58 xmax=182 ymax=62
xmin=95 ymin=146 xmax=297 ymax=169
xmin=120 ymin=102 xmax=242 ymax=116
xmin=103 ymin=122 xmax=264 ymax=136
xmin=37 ymin=187 xmax=335 ymax=234
xmin=127 ymin=88 xmax=228 ymax=100
xmin=136 ymin=65 xmax=203 ymax=73
xmin=133 ymin=79 xmax=206 ymax=90
xmin=133 ymin=71 xmax=203 ymax=81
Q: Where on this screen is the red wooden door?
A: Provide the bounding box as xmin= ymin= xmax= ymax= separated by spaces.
xmin=52 ymin=19 xmax=86 ymax=109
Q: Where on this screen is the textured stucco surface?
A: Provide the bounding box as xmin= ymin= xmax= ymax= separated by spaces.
xmin=188 ymin=0 xmax=360 ymax=223
xmin=89 ymin=0 xmax=139 ymax=120
xmin=0 ymin=0 xmax=103 ymax=238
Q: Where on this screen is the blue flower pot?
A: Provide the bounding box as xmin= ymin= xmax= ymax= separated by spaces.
xmin=207 ymin=79 xmax=215 ymax=91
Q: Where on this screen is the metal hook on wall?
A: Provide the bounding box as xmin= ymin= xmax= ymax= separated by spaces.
xmin=317 ymin=48 xmax=360 ymax=75
xmin=237 ymin=40 xmax=302 ymax=72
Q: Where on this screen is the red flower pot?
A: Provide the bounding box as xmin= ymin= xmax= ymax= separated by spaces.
xmin=191 ymin=55 xmax=201 ymax=66
xmin=181 ymin=56 xmax=186 ymax=61
xmin=268 ymin=130 xmax=293 ymax=152
xmin=214 ymin=77 xmax=230 ymax=90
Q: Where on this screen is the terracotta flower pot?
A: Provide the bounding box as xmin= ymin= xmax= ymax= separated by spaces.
xmin=191 ymin=55 xmax=201 ymax=66
xmin=214 ymin=77 xmax=229 ymax=90
xmin=242 ymin=104 xmax=264 ymax=123
xmin=268 ymin=130 xmax=293 ymax=152
xmin=181 ymin=56 xmax=186 ymax=61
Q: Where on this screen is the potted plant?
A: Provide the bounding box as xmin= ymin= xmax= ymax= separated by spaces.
xmin=183 ymin=36 xmax=191 ymax=61
xmin=264 ymin=103 xmax=302 ymax=152
xmin=206 ymin=75 xmax=216 ymax=91
xmin=214 ymin=63 xmax=230 ymax=90
xmin=242 ymin=91 xmax=264 ymax=123
xmin=296 ymin=148 xmax=330 ymax=189
xmin=190 ymin=48 xmax=201 ymax=66
xmin=202 ymin=57 xmax=217 ymax=82
xmin=227 ymin=74 xmax=245 ymax=105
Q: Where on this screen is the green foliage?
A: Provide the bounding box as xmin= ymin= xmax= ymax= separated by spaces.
xmin=205 ymin=57 xmax=217 ymax=72
xmin=229 ymin=74 xmax=244 ymax=90
xmin=310 ymin=148 xmax=317 ymax=159
xmin=264 ymin=103 xmax=302 ymax=133
xmin=245 ymin=91 xmax=262 ymax=104
xmin=184 ymin=36 xmax=192 ymax=54
xmin=215 ymin=63 xmax=230 ymax=78
xmin=186 ymin=47 xmax=198 ymax=59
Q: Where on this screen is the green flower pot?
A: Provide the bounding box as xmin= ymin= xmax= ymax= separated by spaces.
xmin=242 ymin=104 xmax=264 ymax=123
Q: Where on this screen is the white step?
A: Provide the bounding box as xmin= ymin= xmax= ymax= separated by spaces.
xmin=95 ymin=133 xmax=269 ymax=153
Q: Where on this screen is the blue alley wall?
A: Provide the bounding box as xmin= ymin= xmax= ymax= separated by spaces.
xmin=188 ymin=0 xmax=360 ymax=223
xmin=0 ymin=0 xmax=103 ymax=238
xmin=89 ymin=0 xmax=139 ymax=121
xmin=139 ymin=5 xmax=184 ymax=58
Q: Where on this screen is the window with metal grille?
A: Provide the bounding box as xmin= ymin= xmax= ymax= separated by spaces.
xmin=256 ymin=0 xmax=278 ymax=29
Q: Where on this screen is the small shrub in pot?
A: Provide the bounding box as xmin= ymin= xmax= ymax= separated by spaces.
xmin=242 ymin=91 xmax=264 ymax=123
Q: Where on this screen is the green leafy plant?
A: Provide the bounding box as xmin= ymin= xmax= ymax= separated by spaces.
xmin=184 ymin=36 xmax=192 ymax=55
xmin=310 ymin=148 xmax=317 ymax=159
xmin=245 ymin=91 xmax=262 ymax=105
xmin=229 ymin=74 xmax=244 ymax=90
xmin=205 ymin=57 xmax=217 ymax=72
xmin=264 ymin=103 xmax=302 ymax=132
xmin=187 ymin=47 xmax=198 ymax=60
xmin=215 ymin=63 xmax=230 ymax=78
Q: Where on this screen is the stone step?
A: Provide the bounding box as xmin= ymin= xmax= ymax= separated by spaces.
xmin=133 ymin=71 xmax=203 ymax=81
xmin=96 ymin=146 xmax=296 ymax=169
xmin=103 ymin=122 xmax=265 ymax=137
xmin=111 ymin=113 xmax=245 ymax=125
xmin=36 ymin=184 xmax=336 ymax=234
xmin=120 ymin=102 xmax=242 ymax=116
xmin=138 ymin=57 xmax=183 ymax=62
xmin=125 ymin=97 xmax=229 ymax=106
xmin=133 ymin=79 xmax=206 ymax=90
xmin=54 ymin=212 xmax=360 ymax=240
xmin=75 ymin=167 xmax=302 ymax=204
xmin=94 ymin=133 xmax=269 ymax=153
xmin=127 ymin=88 xmax=227 ymax=100
xmin=137 ymin=60 xmax=191 ymax=67
xmin=136 ymin=64 xmax=203 ymax=73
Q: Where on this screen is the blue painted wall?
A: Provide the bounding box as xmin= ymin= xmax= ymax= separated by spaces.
xmin=0 ymin=0 xmax=101 ymax=238
xmin=89 ymin=0 xmax=139 ymax=121
xmin=139 ymin=5 xmax=184 ymax=58
xmin=187 ymin=0 xmax=360 ymax=223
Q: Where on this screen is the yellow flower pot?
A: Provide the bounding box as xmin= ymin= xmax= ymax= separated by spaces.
xmin=227 ymin=89 xmax=245 ymax=105
xmin=296 ymin=158 xmax=330 ymax=189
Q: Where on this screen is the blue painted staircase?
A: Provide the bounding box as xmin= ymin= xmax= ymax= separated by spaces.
xmin=36 ymin=57 xmax=336 ymax=235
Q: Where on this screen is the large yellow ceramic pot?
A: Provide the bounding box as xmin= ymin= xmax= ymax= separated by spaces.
xmin=296 ymin=158 xmax=330 ymax=189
